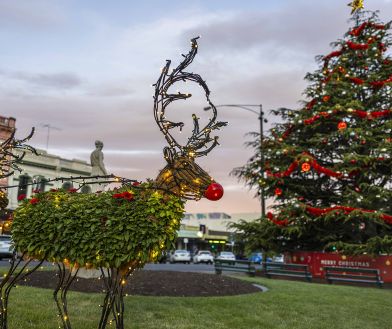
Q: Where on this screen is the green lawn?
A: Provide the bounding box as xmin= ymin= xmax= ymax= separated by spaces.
xmin=5 ymin=276 xmax=392 ymax=329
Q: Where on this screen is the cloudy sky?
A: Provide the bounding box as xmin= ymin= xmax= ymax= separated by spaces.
xmin=2 ymin=0 xmax=391 ymax=215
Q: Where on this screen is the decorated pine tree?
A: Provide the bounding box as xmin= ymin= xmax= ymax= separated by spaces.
xmin=232 ymin=10 xmax=392 ymax=255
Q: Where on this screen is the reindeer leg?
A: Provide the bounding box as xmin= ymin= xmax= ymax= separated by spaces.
xmin=0 ymin=253 xmax=45 ymax=329
xmin=99 ymin=267 xmax=131 ymax=329
xmin=60 ymin=265 xmax=79 ymax=329
xmin=111 ymin=269 xmax=133 ymax=329
xmin=54 ymin=263 xmax=78 ymax=329
xmin=106 ymin=267 xmax=135 ymax=329
xmin=98 ymin=268 xmax=116 ymax=329
xmin=54 ymin=263 xmax=67 ymax=328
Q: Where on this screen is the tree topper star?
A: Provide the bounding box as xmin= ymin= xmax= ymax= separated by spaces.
xmin=348 ymin=0 xmax=364 ymax=14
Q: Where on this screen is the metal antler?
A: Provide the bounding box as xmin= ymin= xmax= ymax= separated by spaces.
xmin=153 ymin=37 xmax=227 ymax=159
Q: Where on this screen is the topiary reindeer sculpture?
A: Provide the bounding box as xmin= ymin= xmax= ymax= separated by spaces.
xmin=0 ymin=37 xmax=226 ymax=329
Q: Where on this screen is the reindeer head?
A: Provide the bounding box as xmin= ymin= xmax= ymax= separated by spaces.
xmin=153 ymin=37 xmax=227 ymax=201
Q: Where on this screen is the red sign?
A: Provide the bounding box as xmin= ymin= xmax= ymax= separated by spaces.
xmin=286 ymin=251 xmax=392 ymax=282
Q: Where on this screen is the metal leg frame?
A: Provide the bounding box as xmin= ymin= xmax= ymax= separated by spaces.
xmin=54 ymin=263 xmax=79 ymax=329
xmin=0 ymin=253 xmax=45 ymax=329
xmin=0 ymin=257 xmax=136 ymax=329
xmin=98 ymin=267 xmax=134 ymax=329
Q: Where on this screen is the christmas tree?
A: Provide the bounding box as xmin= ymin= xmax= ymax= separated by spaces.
xmin=232 ymin=11 xmax=392 ymax=255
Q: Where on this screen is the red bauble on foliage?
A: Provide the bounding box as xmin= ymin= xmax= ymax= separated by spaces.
xmin=205 ymin=183 xmax=224 ymax=201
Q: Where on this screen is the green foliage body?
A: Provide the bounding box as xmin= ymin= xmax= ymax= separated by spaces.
xmin=232 ymin=11 xmax=392 ymax=255
xmin=12 ymin=184 xmax=184 ymax=269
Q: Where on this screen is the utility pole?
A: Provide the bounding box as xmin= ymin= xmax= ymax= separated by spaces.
xmin=204 ymin=104 xmax=267 ymax=217
xmin=259 ymin=105 xmax=266 ymax=218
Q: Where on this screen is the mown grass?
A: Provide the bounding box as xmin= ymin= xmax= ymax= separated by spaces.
xmin=5 ymin=276 xmax=392 ymax=329
xmin=0 ymin=263 xmax=56 ymax=277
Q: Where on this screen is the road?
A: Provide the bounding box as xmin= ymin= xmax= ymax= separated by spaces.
xmin=144 ymin=262 xmax=215 ymax=273
xmin=0 ymin=259 xmax=216 ymax=273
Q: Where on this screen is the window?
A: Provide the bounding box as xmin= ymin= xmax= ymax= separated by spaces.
xmin=62 ymin=181 xmax=73 ymax=190
xmin=33 ymin=176 xmax=47 ymax=193
xmin=18 ymin=175 xmax=29 ymax=199
xmin=80 ymin=185 xmax=91 ymax=194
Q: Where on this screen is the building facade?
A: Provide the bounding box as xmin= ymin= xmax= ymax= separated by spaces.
xmin=0 ymin=116 xmax=16 ymax=190
xmin=7 ymin=148 xmax=92 ymax=210
xmin=176 ymin=212 xmax=260 ymax=254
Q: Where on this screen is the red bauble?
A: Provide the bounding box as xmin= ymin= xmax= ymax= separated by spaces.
xmin=205 ymin=183 xmax=224 ymax=201
xmin=274 ymin=188 xmax=283 ymax=196
xmin=337 ymin=121 xmax=347 ymax=130
xmin=301 ymin=162 xmax=311 ymax=172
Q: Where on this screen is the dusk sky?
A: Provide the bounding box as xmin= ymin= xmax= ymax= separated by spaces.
xmin=2 ymin=0 xmax=391 ymax=215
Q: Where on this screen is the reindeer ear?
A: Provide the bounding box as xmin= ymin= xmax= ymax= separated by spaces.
xmin=163 ymin=147 xmax=175 ymax=164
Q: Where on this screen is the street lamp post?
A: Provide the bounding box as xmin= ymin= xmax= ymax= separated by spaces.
xmin=204 ymin=104 xmax=267 ymax=217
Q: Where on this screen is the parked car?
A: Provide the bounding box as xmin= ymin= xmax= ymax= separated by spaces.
xmin=0 ymin=235 xmax=13 ymax=259
xmin=249 ymin=252 xmax=263 ymax=264
xmin=193 ymin=250 xmax=214 ymax=264
xmin=272 ymin=254 xmax=284 ymax=263
xmin=169 ymin=250 xmax=191 ymax=264
xmin=249 ymin=252 xmax=272 ymax=264
xmin=216 ymin=251 xmax=236 ymax=262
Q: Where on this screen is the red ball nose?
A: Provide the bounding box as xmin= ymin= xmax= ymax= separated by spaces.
xmin=205 ymin=183 xmax=224 ymax=201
